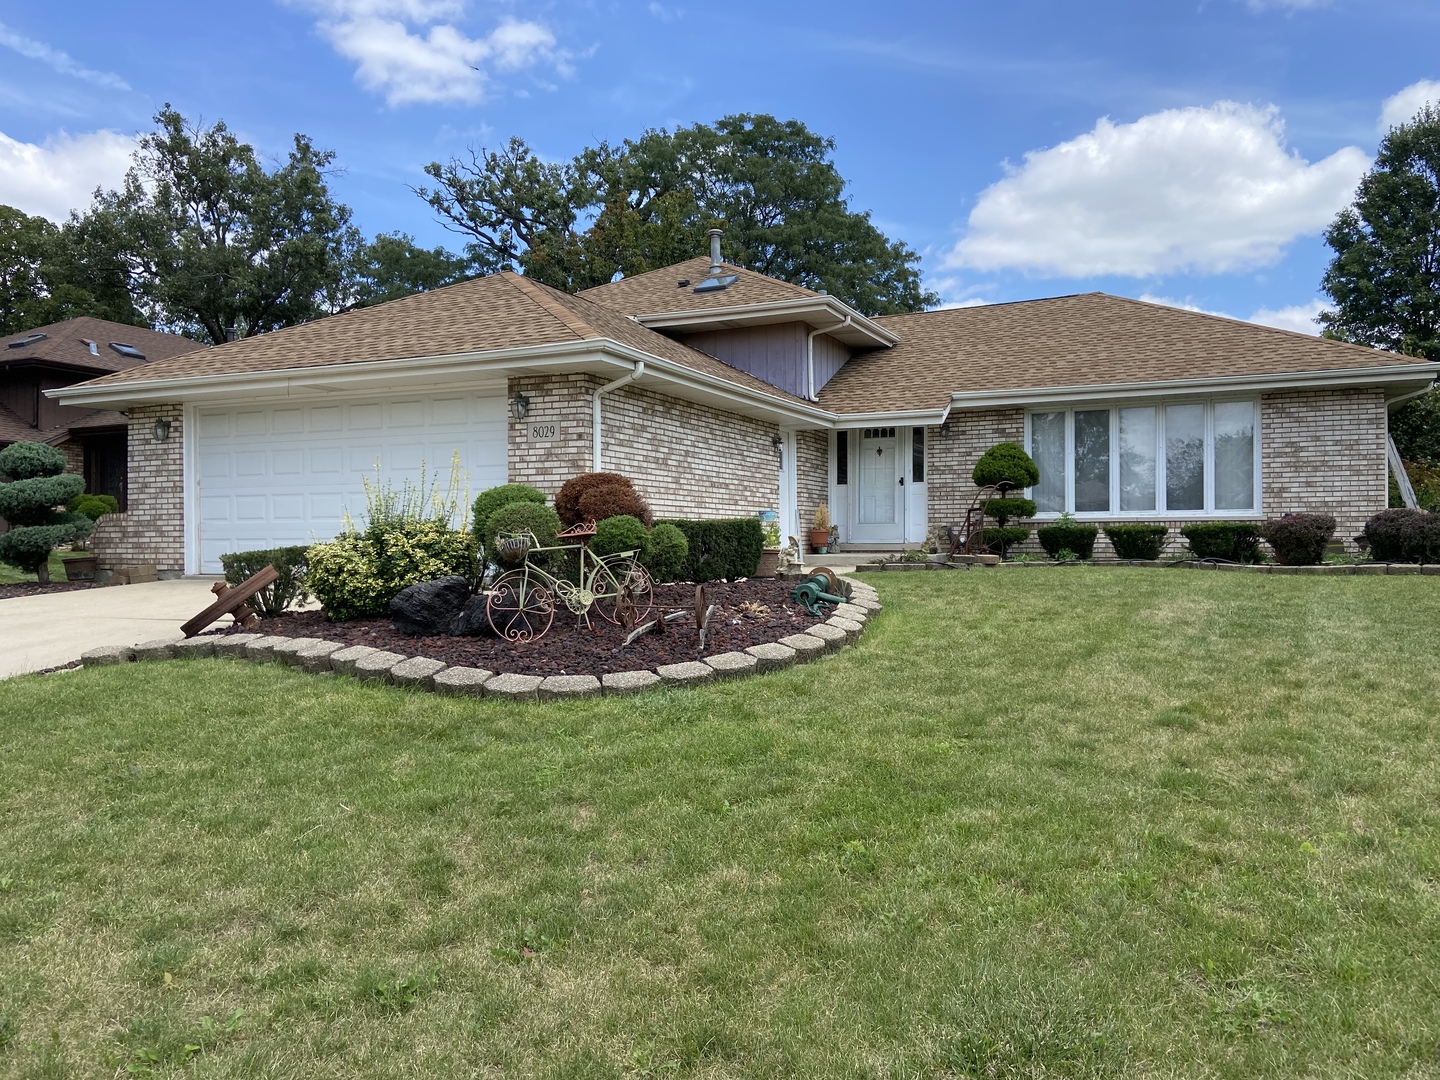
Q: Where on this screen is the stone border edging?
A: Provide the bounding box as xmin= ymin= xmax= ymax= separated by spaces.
xmin=76 ymin=577 xmax=882 ymax=699
xmin=857 ymin=560 xmax=1440 ymax=575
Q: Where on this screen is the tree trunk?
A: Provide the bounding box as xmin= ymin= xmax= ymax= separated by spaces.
xmin=36 ymin=560 xmax=50 ymax=585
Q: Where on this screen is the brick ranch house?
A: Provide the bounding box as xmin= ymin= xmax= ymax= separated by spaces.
xmin=1 ymin=318 xmax=204 ymax=532
xmin=49 ymin=234 xmax=1440 ymax=576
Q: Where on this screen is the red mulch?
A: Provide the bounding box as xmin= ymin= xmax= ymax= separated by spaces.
xmin=0 ymin=581 xmax=106 ymax=600
xmin=216 ymin=579 xmax=824 ymax=677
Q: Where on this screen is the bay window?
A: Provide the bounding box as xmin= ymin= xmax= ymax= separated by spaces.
xmin=1026 ymin=399 xmax=1258 ymax=516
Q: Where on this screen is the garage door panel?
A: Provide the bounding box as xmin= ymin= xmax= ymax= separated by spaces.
xmin=196 ymin=390 xmax=506 ymax=572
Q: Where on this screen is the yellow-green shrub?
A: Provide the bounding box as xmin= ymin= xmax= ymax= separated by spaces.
xmin=308 ymin=521 xmax=475 ymax=621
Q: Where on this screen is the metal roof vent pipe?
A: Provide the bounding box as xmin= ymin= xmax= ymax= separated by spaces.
xmin=708 ymin=228 xmax=723 ymax=271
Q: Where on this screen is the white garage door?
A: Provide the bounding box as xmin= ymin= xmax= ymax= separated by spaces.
xmin=196 ymin=391 xmax=507 ymax=573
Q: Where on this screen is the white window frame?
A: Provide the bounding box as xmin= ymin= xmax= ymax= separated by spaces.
xmin=1024 ymin=397 xmax=1262 ymax=519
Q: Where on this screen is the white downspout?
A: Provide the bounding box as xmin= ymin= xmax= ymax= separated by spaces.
xmin=593 ymin=361 xmax=645 ymax=471
xmin=807 ymin=315 xmax=851 ymax=401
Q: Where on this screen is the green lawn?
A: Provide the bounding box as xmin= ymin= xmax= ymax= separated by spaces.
xmin=2 ymin=569 xmax=1439 ymax=1078
xmin=0 ymin=550 xmax=82 ymax=585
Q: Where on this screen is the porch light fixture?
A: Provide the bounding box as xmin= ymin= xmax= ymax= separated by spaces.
xmin=152 ymin=417 xmax=172 ymax=443
xmin=510 ymin=392 xmax=530 ymax=420
xmin=940 ymin=420 xmax=953 ymax=438
xmin=771 ymin=434 xmax=783 ymax=450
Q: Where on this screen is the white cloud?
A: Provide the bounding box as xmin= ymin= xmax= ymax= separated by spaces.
xmin=947 ymin=102 xmax=1367 ymax=278
xmin=1248 ymin=299 xmax=1325 ymax=335
xmin=1140 ymin=292 xmax=1325 ymax=336
xmin=0 ymin=128 xmax=136 ymax=222
xmin=0 ymin=22 xmax=130 ymax=91
xmin=291 ymin=0 xmax=564 ymax=106
xmin=1380 ymin=79 xmax=1440 ymax=132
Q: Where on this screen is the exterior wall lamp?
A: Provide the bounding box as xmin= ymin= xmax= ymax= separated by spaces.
xmin=510 ymin=392 xmax=531 ymax=420
xmin=939 ymin=420 xmax=952 ymax=438
xmin=152 ymin=417 xmax=172 ymax=443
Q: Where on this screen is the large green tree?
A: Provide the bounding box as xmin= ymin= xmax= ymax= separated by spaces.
xmin=417 ymin=114 xmax=937 ymax=315
xmin=1322 ymin=104 xmax=1440 ymax=464
xmin=0 ymin=205 xmax=143 ymax=334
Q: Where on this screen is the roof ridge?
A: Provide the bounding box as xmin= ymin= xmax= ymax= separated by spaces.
xmin=501 ymin=272 xmax=597 ymax=340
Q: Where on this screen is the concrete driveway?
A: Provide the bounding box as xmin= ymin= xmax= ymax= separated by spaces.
xmin=0 ymin=577 xmax=224 ymax=679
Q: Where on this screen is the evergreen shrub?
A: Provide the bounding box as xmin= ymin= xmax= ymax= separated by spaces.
xmin=1361 ymin=508 xmax=1440 ymax=563
xmin=1104 ymin=524 xmax=1170 ymax=561
xmin=1180 ymin=522 xmax=1262 ymax=562
xmin=1036 ymin=520 xmax=1098 ymax=559
xmin=1260 ymin=513 xmax=1336 ymax=566
xmin=219 ymin=546 xmax=311 ymax=615
xmin=660 ymin=517 xmax=763 ymax=581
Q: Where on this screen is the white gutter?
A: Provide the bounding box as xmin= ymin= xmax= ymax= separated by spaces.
xmin=593 ymin=360 xmax=645 ymax=470
xmin=635 ymin=296 xmax=897 ymax=347
xmin=807 ymin=315 xmax=851 ymax=401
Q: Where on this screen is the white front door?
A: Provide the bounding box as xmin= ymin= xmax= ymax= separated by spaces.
xmin=851 ymin=426 xmax=904 ymax=544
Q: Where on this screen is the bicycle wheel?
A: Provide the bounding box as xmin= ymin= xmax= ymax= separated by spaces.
xmin=486 ymin=570 xmax=556 ymax=642
xmin=594 ymin=560 xmax=654 ymax=627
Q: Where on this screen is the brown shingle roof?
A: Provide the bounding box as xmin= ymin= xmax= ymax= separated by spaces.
xmin=818 ymin=293 xmax=1430 ymax=414
xmin=1 ymin=317 xmax=205 ymax=374
xmin=76 ymin=271 xmax=811 ymax=407
xmin=577 ymin=256 xmax=821 ymax=314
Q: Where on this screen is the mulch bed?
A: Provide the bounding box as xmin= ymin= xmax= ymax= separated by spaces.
xmin=215 ymin=579 xmax=824 ymax=677
xmin=0 ymin=581 xmax=106 ymax=600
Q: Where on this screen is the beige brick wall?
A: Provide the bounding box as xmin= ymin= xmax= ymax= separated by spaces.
xmin=796 ymin=428 xmax=829 ymax=550
xmin=91 ymin=404 xmax=185 ymax=572
xmin=507 ymin=375 xmax=780 ymax=520
xmin=926 ymin=408 xmax=1027 ymax=539
xmin=1261 ymin=387 xmax=1387 ymax=547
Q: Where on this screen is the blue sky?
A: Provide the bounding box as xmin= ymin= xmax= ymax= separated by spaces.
xmin=1 ymin=0 xmax=1437 ymax=332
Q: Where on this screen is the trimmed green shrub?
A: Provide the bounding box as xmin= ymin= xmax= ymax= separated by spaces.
xmin=69 ymin=494 xmax=120 ymax=521
xmin=308 ymin=521 xmax=475 ymax=621
xmin=0 ymin=440 xmax=92 ymax=582
xmin=982 ymin=526 xmax=1031 ymax=558
xmin=1104 ymin=524 xmax=1169 ymax=560
xmin=472 ymin=483 xmax=547 ymax=552
xmin=1181 ymin=521 xmax=1262 ymax=563
xmin=1361 ymin=508 xmax=1440 ymax=563
xmin=219 ymin=546 xmax=311 ymax=615
xmin=641 ymin=522 xmax=689 ymax=583
xmin=1036 ymin=520 xmax=1098 ymax=559
xmin=485 ymin=502 xmax=561 ymax=565
xmin=972 ymin=443 xmax=1039 ymax=490
xmin=1260 ymin=513 xmax=1336 ymax=566
xmin=592 ymin=515 xmax=648 ymax=558
xmin=659 ymin=517 xmax=764 ymax=581
xmin=985 ymin=497 xmax=1038 ymax=526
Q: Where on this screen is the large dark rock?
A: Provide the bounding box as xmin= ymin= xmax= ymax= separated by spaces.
xmin=390 ymin=576 xmax=471 ymax=636
xmin=448 ymin=594 xmax=495 ymax=637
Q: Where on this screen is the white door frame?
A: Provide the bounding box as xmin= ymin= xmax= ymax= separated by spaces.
xmin=849 ymin=425 xmax=906 ymax=544
xmin=777 ymin=428 xmax=798 ymax=550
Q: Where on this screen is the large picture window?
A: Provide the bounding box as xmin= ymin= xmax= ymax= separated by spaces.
xmin=1026 ymin=399 xmax=1258 ymax=516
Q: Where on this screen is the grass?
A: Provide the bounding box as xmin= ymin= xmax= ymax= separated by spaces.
xmin=2 ymin=568 xmax=1439 ymax=1078
xmin=0 ymin=550 xmax=83 ymax=585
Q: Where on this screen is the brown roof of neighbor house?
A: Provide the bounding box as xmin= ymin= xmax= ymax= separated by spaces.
xmin=76 ymin=271 xmax=811 ymax=407
xmin=0 ymin=400 xmax=126 ymax=446
xmin=0 ymin=317 xmax=206 ymax=374
xmin=817 ymin=292 xmax=1431 ymax=414
xmin=577 ymin=256 xmax=822 ymax=315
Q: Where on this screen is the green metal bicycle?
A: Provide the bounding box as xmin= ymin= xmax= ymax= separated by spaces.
xmin=486 ymin=522 xmax=654 ymax=642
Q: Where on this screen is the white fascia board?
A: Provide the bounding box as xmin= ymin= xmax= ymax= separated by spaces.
xmin=946 ymin=365 xmax=1440 ymax=409
xmin=633 ymin=296 xmax=899 ymax=347
xmin=827 ymin=408 xmax=951 ymax=426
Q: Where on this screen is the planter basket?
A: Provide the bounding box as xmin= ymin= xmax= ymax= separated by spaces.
xmin=496 ymin=533 xmax=532 ymax=564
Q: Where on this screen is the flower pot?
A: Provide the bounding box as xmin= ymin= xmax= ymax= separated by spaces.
xmin=808 ymin=527 xmax=831 ymax=551
xmin=63 ymin=555 xmax=98 ymax=582
xmin=757 ymin=548 xmax=781 ymax=578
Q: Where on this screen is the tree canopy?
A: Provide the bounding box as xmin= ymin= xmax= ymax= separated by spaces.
xmin=417 ymin=114 xmax=937 ymax=315
xmin=1322 ymin=104 xmax=1440 ymax=360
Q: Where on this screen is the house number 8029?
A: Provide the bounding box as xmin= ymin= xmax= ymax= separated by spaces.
xmin=528 ymin=422 xmax=558 ymax=441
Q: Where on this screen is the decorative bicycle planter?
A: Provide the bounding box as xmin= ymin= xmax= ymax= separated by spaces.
xmin=486 ymin=522 xmax=654 ymax=642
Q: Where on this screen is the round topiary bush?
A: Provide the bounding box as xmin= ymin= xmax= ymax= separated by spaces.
xmin=985 ymin=497 xmax=1038 ymax=526
xmin=69 ymin=494 xmax=120 ymax=521
xmin=641 ymin=522 xmax=689 ymax=582
xmin=972 ymin=443 xmax=1040 ymax=491
xmin=473 ymin=483 xmax=547 ymax=547
xmin=1036 ymin=520 xmax=1098 ymax=559
xmin=1361 ymin=508 xmax=1440 ymax=563
xmin=1104 ymin=524 xmax=1170 ymax=561
xmin=556 ymin=472 xmax=650 ymax=527
xmin=577 ymin=481 xmax=653 ymax=527
xmin=592 ymin=514 xmax=648 ymax=558
xmin=1260 ymin=513 xmax=1336 ymax=565
xmin=0 ymin=440 xmax=93 ymax=583
xmin=1180 ymin=521 xmax=1262 ymax=563
xmin=485 ymin=501 xmax=562 ymax=563
xmin=982 ymin=526 xmax=1031 ymax=558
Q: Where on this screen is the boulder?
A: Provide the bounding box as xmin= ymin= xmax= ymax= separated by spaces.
xmin=448 ymin=594 xmax=495 ymax=637
xmin=390 ymin=576 xmax=472 ymax=636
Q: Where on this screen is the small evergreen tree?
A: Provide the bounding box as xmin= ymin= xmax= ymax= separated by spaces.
xmin=972 ymin=442 xmax=1039 ymax=557
xmin=0 ymin=442 xmax=93 ymax=583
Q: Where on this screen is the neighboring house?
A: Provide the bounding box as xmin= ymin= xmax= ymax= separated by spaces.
xmin=49 ymin=232 xmax=1440 ymax=575
xmin=1 ymin=318 xmax=205 ymax=532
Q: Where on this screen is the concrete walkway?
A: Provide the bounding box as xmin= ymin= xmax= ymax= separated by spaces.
xmin=0 ymin=577 xmax=223 ymax=679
